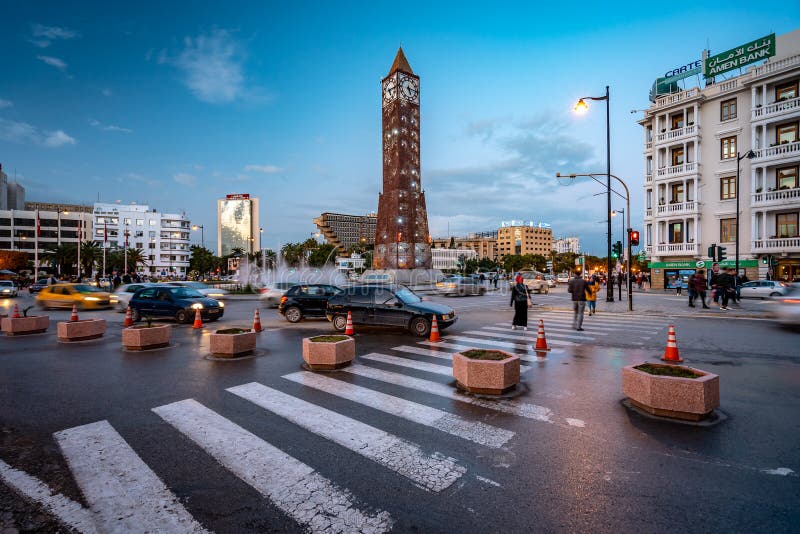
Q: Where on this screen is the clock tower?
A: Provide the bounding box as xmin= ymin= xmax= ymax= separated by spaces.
xmin=373 ymin=48 xmax=432 ymax=270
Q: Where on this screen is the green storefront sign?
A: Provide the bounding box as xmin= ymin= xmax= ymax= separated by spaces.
xmin=648 ymin=259 xmax=758 ymax=269
xmin=704 ymin=34 xmax=775 ymax=78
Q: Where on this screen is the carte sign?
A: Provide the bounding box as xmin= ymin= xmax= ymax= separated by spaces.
xmin=226 ymin=193 xmax=250 ymax=200
xmin=704 ymin=34 xmax=775 ymax=78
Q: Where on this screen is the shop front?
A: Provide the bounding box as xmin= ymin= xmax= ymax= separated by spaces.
xmin=648 ymin=259 xmax=759 ymax=290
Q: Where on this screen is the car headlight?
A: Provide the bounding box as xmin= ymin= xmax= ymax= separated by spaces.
xmin=441 ymin=314 xmax=450 ymax=320
xmin=110 ymin=297 xmax=119 ymax=303
xmin=84 ymin=296 xmax=100 ymax=301
xmin=218 ymin=301 xmax=224 ymax=308
xmin=209 ymin=293 xmax=224 ymax=297
xmin=191 ymin=303 xmax=204 ymax=310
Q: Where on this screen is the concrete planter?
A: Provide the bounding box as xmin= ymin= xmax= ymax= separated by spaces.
xmin=210 ymin=329 xmax=256 ymax=357
xmin=57 ymin=319 xmax=106 ymax=342
xmin=622 ymin=363 xmax=720 ymax=421
xmin=453 ymin=349 xmax=520 ymax=395
xmin=122 ymin=324 xmax=172 ymax=351
xmin=1 ymin=315 xmax=49 ymax=336
xmin=302 ymin=336 xmax=355 ymax=370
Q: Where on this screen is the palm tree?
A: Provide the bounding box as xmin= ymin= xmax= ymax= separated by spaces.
xmin=126 ymin=248 xmax=147 ymax=272
xmin=80 ymin=241 xmax=101 ymax=277
xmin=41 ymin=243 xmax=76 ymax=275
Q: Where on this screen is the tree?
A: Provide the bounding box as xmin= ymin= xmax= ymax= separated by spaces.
xmin=126 ymin=248 xmax=147 ymax=272
xmin=41 ymin=244 xmax=76 ymax=275
xmin=190 ymin=246 xmax=218 ymax=276
xmin=308 ymin=244 xmax=336 ymax=267
xmin=0 ymin=250 xmax=29 ymax=272
xmin=80 ymin=241 xmax=101 ymax=277
xmin=281 ymin=242 xmax=305 ymax=267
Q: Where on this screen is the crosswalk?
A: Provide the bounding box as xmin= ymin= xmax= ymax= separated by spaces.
xmin=1 ymin=310 xmax=663 ymax=532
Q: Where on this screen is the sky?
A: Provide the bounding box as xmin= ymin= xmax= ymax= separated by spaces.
xmin=1 ymin=1 xmax=799 ymax=255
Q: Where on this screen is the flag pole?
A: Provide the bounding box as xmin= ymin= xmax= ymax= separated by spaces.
xmin=103 ymin=220 xmax=107 ymax=288
xmin=34 ymin=209 xmax=40 ymax=281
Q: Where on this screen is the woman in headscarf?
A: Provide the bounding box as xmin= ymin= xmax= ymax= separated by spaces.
xmin=510 ymin=274 xmax=532 ymax=330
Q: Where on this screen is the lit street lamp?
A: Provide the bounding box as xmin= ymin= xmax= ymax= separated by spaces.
xmin=192 ymin=224 xmax=205 ymax=249
xmin=736 ymin=150 xmax=756 ymax=286
xmin=259 ymin=227 xmax=263 ymax=251
xmin=574 ymin=86 xmax=613 ymax=302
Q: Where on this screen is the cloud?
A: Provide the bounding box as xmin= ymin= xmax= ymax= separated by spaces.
xmin=0 ymin=98 xmax=11 ymax=108
xmin=244 ymin=164 xmax=282 ymax=174
xmin=171 ymin=29 xmax=246 ymax=103
xmin=101 ymin=88 xmax=112 ymax=97
xmin=30 ymin=24 xmax=79 ymax=48
xmin=37 ymin=55 xmax=68 ymax=71
xmin=88 ymin=118 xmax=132 ymax=133
xmin=173 ymin=172 xmax=196 ymax=186
xmin=0 ymin=118 xmax=76 ymax=148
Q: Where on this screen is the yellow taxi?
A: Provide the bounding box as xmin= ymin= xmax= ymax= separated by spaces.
xmin=37 ymin=283 xmax=113 ymax=310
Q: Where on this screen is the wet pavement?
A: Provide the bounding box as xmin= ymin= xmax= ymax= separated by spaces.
xmin=0 ymin=292 xmax=798 ymax=532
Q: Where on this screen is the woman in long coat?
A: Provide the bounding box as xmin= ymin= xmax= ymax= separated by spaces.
xmin=510 ymin=274 xmax=532 ymax=330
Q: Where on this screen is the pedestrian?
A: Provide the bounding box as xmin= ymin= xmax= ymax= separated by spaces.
xmin=585 ymin=275 xmax=600 ymax=315
xmin=48 ymin=274 xmax=57 ymax=285
xmin=113 ymin=273 xmax=122 ymax=289
xmin=122 ymin=271 xmax=132 ymax=285
xmin=688 ymin=272 xmax=697 ymax=307
xmin=509 ymin=274 xmax=532 ymax=330
xmin=567 ymin=271 xmax=587 ymax=331
xmin=693 ymin=269 xmax=710 ymax=309
xmin=718 ymin=268 xmax=735 ymax=310
xmin=493 ymin=272 xmax=499 ymax=289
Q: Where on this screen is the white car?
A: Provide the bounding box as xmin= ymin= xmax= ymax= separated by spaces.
xmin=113 ymin=283 xmax=158 ymax=311
xmin=556 ymin=273 xmax=570 ymax=284
xmin=0 ymin=280 xmax=19 ymax=297
xmin=165 ymin=281 xmax=230 ymax=299
xmin=259 ymin=282 xmax=303 ymax=307
xmin=772 ymin=287 xmax=800 ymax=327
xmin=738 ymin=280 xmax=791 ymax=299
xmin=519 ymin=272 xmax=549 ymax=294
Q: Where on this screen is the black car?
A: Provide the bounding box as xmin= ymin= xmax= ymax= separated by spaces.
xmin=278 ymin=284 xmax=343 ymax=323
xmin=128 ymin=286 xmax=224 ymax=323
xmin=28 ymin=278 xmax=50 ymax=293
xmin=326 ymin=284 xmax=457 ymax=337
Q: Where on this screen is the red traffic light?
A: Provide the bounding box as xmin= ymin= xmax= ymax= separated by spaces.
xmin=629 ymin=230 xmax=640 ymax=247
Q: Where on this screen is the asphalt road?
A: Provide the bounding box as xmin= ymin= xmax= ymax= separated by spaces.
xmin=1 ymin=290 xmax=798 ymax=533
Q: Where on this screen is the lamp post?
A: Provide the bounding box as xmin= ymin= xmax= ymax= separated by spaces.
xmin=612 ymin=208 xmax=625 ymax=300
xmin=556 ymin=172 xmax=633 ymax=311
xmin=736 ymin=150 xmax=756 ymax=287
xmin=574 ymin=86 xmax=613 ymax=302
xmin=192 ymin=224 xmax=205 ymax=249
xmin=259 ymin=227 xmax=263 ymax=251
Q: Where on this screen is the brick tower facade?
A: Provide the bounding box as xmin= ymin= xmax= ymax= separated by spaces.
xmin=373 ymin=48 xmax=432 ymax=270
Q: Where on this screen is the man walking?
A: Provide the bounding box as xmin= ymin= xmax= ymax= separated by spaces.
xmin=692 ymin=269 xmax=710 ymax=309
xmin=718 ymin=267 xmax=735 ymax=310
xmin=567 ymin=271 xmax=588 ymax=331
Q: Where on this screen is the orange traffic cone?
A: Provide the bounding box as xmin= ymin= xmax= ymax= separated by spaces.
xmin=429 ymin=315 xmax=441 ymax=342
xmin=124 ymin=306 xmax=133 ymax=327
xmin=661 ymin=325 xmax=683 ymax=362
xmin=12 ymin=303 xmax=21 ymax=318
xmin=344 ymin=310 xmax=354 ymax=335
xmin=192 ymin=308 xmax=203 ymax=329
xmin=533 ymin=319 xmax=551 ymax=353
xmin=70 ymin=304 xmax=79 ymax=322
xmin=253 ymin=309 xmax=262 ymax=332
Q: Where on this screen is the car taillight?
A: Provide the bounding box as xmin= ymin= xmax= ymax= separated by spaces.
xmin=783 ymin=299 xmax=800 ymax=304
xmin=280 ymin=296 xmax=287 ymax=304
xmin=259 ymin=288 xmax=269 ymax=293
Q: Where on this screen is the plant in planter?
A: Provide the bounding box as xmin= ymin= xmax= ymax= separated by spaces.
xmin=452 ymin=349 xmax=520 ymax=395
xmin=1 ymin=306 xmax=49 ymax=336
xmin=756 ymin=187 xmax=763 ymax=193
xmin=57 ymin=318 xmax=106 ymax=342
xmin=622 ymin=363 xmax=719 ymax=421
xmin=302 ymin=335 xmax=355 ymax=370
xmin=121 ymin=316 xmax=172 ymax=350
xmin=210 ymin=327 xmax=256 ymax=358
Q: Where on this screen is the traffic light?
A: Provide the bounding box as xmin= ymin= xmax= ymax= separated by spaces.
xmin=612 ymin=241 xmax=622 ymax=258
xmin=708 ymin=244 xmax=717 ymax=261
xmin=717 ymin=246 xmax=727 ymax=261
xmin=629 ymin=230 xmax=640 ymax=247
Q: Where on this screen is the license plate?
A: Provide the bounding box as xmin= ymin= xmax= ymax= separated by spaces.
xmin=208 ymin=309 xmax=219 ymax=314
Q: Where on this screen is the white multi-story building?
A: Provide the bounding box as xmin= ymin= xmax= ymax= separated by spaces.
xmin=553 ymin=236 xmax=580 ymax=254
xmin=217 ymin=194 xmax=260 ymax=256
xmin=640 ymin=29 xmax=800 ymax=288
xmin=93 ymin=202 xmax=191 ymax=276
xmin=0 ymin=208 xmax=92 ymax=256
xmin=431 ymin=247 xmax=477 ymax=270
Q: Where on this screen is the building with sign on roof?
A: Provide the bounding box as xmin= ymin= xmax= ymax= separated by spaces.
xmin=638 ymin=28 xmax=800 ymax=289
xmin=217 ymin=194 xmax=259 ymax=256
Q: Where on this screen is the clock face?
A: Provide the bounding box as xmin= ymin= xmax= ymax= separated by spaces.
xmin=399 ymin=75 xmax=419 ymax=104
xmin=382 ymin=78 xmax=397 ymax=106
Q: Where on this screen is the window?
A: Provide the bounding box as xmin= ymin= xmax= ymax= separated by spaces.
xmin=646 ymin=224 xmax=652 ymax=246
xmin=720 ymin=98 xmax=737 ymax=121
xmin=777 ymin=122 xmax=798 ymax=144
xmin=124 ymin=218 xmax=131 ymax=225
xmin=136 ymin=219 xmax=144 ymax=226
xmin=668 ymin=222 xmax=683 ymax=243
xmin=776 ymin=81 xmax=798 ymax=101
xmin=777 ymin=213 xmax=798 ymax=238
xmin=721 ymin=136 xmax=737 ymax=159
xmin=670 ymin=183 xmax=684 ymax=203
xmin=671 ymin=147 xmax=684 ymax=166
xmin=720 ymin=218 xmax=736 ymax=243
xmin=777 ymin=166 xmax=798 ymax=189
xmin=149 ymin=220 xmax=156 ymax=226
xmin=671 ymin=114 xmax=684 ymax=130
xmin=720 ymin=176 xmax=736 ymax=200
xmin=646 ymin=190 xmax=652 ymax=209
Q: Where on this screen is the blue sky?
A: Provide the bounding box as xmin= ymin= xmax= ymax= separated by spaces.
xmin=1 ymin=2 xmax=798 ymax=254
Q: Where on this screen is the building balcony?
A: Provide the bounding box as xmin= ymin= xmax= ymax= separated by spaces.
xmin=655 ymin=242 xmax=698 ymax=255
xmin=752 ymin=237 xmax=800 ymax=252
xmin=656 ymin=162 xmax=698 ymax=180
xmin=645 ymin=172 xmax=653 ymax=184
xmin=752 ymin=141 xmax=800 ymax=164
xmin=653 ymin=88 xmax=699 ymax=110
xmin=752 ymin=186 xmax=800 ymax=208
xmin=750 ymin=54 xmax=800 ymax=80
xmin=655 ymin=200 xmax=698 ymax=216
xmin=752 ymin=96 xmax=800 ymax=122
xmin=654 ymin=124 xmax=698 ymax=145
xmin=644 ymin=141 xmax=652 ymax=152
xmin=645 ymin=208 xmax=653 ymax=219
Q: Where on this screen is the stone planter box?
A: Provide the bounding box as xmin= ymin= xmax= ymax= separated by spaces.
xmin=302 ymin=336 xmax=355 ymax=370
xmin=1 ymin=315 xmax=49 ymax=336
xmin=210 ymin=329 xmax=256 ymax=357
xmin=622 ymin=363 xmax=720 ymax=421
xmin=57 ymin=319 xmax=106 ymax=342
xmin=452 ymin=349 xmax=520 ymax=395
xmin=121 ymin=324 xmax=172 ymax=351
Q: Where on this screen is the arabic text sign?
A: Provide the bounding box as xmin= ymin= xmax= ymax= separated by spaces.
xmin=704 ymin=34 xmax=775 ymax=78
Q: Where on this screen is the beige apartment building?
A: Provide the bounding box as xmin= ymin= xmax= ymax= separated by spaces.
xmin=640 ymin=29 xmax=800 ymax=288
xmin=496 ymin=221 xmax=553 ymax=258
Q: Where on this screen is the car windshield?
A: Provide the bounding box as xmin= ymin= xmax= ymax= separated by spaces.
xmin=0 ymin=281 xmax=13 ymax=287
xmin=169 ymin=287 xmax=204 ymax=298
xmin=396 ymin=288 xmax=421 ymax=304
xmin=73 ymin=285 xmax=102 ymax=293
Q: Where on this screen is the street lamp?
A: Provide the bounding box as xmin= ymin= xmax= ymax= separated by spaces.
xmin=192 ymin=224 xmax=205 ymax=249
xmin=612 ymin=208 xmax=625 ymax=301
xmin=736 ymin=150 xmax=756 ymax=287
xmin=259 ymin=227 xmax=263 ymax=251
xmin=574 ymin=86 xmax=613 ymax=302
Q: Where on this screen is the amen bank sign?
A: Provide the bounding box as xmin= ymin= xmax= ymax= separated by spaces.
xmin=704 ymin=33 xmax=775 ymax=77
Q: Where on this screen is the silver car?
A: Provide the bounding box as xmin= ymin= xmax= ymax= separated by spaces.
xmin=165 ymin=281 xmax=229 ymax=299
xmin=738 ymin=280 xmax=791 ymax=299
xmin=436 ymin=276 xmax=486 ymax=296
xmin=772 ymin=287 xmax=800 ymax=327
xmin=112 ymin=283 xmax=158 ymax=311
xmin=0 ymin=280 xmax=18 ymax=297
xmin=259 ymin=282 xmax=303 ymax=307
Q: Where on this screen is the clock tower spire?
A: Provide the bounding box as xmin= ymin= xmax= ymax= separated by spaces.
xmin=374 ymin=48 xmax=431 ymax=271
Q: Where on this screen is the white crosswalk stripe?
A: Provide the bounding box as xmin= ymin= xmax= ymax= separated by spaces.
xmin=153 ymin=399 xmax=392 ymax=533
xmin=482 ymin=325 xmax=606 ymax=337
xmin=227 ymin=382 xmax=466 ymax=492
xmin=360 ymin=352 xmax=455 ymax=376
xmin=445 ymin=334 xmax=575 ymax=348
xmin=418 ymin=341 xmax=555 ymax=362
xmin=387 ymin=347 xmax=533 ymax=372
xmin=496 ymin=318 xmax=659 ymax=333
xmin=344 ymin=364 xmax=555 ymax=423
xmin=533 ymin=312 xmax=664 ymax=326
xmin=466 ymin=328 xmax=596 ymax=341
xmin=54 ymin=420 xmax=208 ymax=533
xmin=282 ymin=371 xmax=515 ymax=448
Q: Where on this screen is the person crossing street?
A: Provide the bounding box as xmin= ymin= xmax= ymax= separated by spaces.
xmin=567 ymin=272 xmax=587 ymax=331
